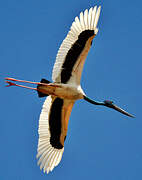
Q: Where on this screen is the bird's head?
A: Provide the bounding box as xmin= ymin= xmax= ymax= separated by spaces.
xmin=103 ymin=100 xmax=134 ymax=118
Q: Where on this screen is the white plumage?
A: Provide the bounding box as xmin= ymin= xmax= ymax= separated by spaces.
xmin=37 ymin=96 xmax=64 ymax=173
xmin=52 ymin=6 xmax=101 ymax=83
xmin=37 ymin=95 xmax=75 ymax=173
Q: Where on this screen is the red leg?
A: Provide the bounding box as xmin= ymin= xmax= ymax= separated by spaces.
xmin=5 ymin=77 xmax=61 ymax=87
xmin=5 ymin=81 xmax=37 ymax=90
xmin=5 ymin=77 xmax=42 ymax=85
xmin=5 ymin=77 xmax=62 ymax=96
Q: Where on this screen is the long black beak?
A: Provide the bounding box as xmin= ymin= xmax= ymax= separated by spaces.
xmin=103 ymin=100 xmax=135 ymax=118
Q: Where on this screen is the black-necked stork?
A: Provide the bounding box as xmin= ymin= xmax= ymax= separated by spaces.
xmin=5 ymin=6 xmax=134 ymax=174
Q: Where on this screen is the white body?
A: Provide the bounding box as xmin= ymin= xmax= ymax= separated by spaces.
xmin=37 ymin=83 xmax=85 ymax=100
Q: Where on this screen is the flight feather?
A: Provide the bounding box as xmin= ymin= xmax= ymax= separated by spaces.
xmin=52 ymin=6 xmax=101 ymax=84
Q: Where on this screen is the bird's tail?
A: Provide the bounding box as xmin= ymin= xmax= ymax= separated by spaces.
xmin=37 ymin=79 xmax=51 ymax=98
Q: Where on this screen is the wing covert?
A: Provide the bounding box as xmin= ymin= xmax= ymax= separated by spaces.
xmin=37 ymin=96 xmax=74 ymax=173
xmin=52 ymin=6 xmax=101 ymax=85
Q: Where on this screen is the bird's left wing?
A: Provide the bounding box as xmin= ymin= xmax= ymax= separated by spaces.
xmin=52 ymin=6 xmax=101 ymax=85
xmin=37 ymin=96 xmax=75 ymax=174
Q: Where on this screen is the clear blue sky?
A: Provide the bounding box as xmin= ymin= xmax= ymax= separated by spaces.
xmin=0 ymin=0 xmax=141 ymax=179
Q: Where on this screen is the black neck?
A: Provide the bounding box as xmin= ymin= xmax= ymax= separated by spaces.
xmin=84 ymin=96 xmax=104 ymax=105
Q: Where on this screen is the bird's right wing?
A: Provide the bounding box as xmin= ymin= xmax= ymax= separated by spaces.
xmin=52 ymin=6 xmax=101 ymax=85
xmin=37 ymin=96 xmax=75 ymax=174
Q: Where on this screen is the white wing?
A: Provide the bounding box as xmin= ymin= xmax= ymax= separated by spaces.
xmin=37 ymin=96 xmax=74 ymax=174
xmin=52 ymin=6 xmax=101 ymax=85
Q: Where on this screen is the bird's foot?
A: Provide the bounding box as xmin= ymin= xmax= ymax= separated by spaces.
xmin=5 ymin=81 xmax=16 ymax=87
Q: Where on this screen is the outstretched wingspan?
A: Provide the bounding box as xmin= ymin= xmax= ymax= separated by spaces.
xmin=37 ymin=96 xmax=74 ymax=173
xmin=52 ymin=6 xmax=101 ymax=85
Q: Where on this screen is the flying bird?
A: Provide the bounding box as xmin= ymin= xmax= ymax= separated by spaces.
xmin=5 ymin=6 xmax=134 ymax=174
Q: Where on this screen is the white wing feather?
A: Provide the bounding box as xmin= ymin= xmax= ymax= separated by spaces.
xmin=52 ymin=6 xmax=101 ymax=83
xmin=37 ymin=96 xmax=64 ymax=174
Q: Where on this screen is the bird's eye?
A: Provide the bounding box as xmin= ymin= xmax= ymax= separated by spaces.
xmin=104 ymin=100 xmax=113 ymax=104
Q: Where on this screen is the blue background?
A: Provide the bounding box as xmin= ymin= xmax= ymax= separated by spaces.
xmin=0 ymin=0 xmax=141 ymax=179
